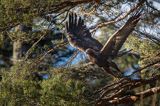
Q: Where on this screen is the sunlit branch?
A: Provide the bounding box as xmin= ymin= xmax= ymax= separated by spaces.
xmin=96 ymin=57 xmax=160 ymax=105
xmin=107 ymin=86 xmax=160 ymax=105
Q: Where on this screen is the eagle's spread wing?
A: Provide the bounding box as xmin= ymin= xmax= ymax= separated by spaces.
xmin=66 ymin=13 xmax=103 ymax=52
xmin=100 ymin=13 xmax=141 ymax=58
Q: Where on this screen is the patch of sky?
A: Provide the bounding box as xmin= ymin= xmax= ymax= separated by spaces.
xmin=121 ymin=3 xmax=131 ymax=13
xmin=86 ymin=16 xmax=99 ymax=28
xmin=148 ymin=0 xmax=160 ymax=10
xmin=123 ymin=64 xmax=141 ymax=81
xmin=0 ymin=60 xmax=4 ymax=65
xmin=53 ymin=45 xmax=86 ymax=67
xmin=139 ymin=25 xmax=160 ymax=39
xmin=94 ymin=30 xmax=102 ymax=37
xmin=42 ymin=74 xmax=50 ymax=79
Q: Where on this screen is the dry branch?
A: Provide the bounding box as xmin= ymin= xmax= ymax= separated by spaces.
xmin=96 ymin=75 xmax=160 ymax=106
xmin=107 ymin=86 xmax=160 ymax=105
xmin=96 ymin=58 xmax=160 ymax=105
xmin=90 ymin=0 xmax=145 ymax=32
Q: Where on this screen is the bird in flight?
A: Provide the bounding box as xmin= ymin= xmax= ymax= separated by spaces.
xmin=65 ymin=12 xmax=141 ymax=78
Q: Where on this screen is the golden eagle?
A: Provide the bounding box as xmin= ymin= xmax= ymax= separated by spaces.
xmin=65 ymin=12 xmax=141 ymax=77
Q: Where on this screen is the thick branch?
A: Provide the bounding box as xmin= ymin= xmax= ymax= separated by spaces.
xmin=96 ymin=58 xmax=160 ymax=105
xmin=107 ymin=86 xmax=160 ymax=105
xmin=96 ymin=74 xmax=160 ymax=105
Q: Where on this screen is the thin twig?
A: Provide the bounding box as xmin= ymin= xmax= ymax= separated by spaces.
xmin=63 ymin=50 xmax=79 ymax=67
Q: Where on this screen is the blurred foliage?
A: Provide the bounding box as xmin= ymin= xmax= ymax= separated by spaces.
xmin=0 ymin=0 xmax=61 ymax=27
xmin=125 ymin=35 xmax=160 ymax=58
xmin=0 ymin=64 xmax=40 ymax=106
xmin=125 ymin=35 xmax=160 ymax=78
xmin=40 ymin=75 xmax=86 ymax=106
xmin=0 ymin=63 xmax=91 ymax=106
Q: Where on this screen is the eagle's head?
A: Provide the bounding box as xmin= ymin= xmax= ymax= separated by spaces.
xmin=85 ymin=49 xmax=97 ymax=57
xmin=85 ymin=48 xmax=100 ymax=65
xmin=86 ymin=49 xmax=109 ymax=67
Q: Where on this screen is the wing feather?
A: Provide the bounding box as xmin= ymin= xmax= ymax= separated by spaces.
xmin=66 ymin=13 xmax=103 ymax=52
xmin=100 ymin=13 xmax=141 ymax=58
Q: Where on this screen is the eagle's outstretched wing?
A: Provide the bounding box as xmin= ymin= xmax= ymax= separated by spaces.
xmin=100 ymin=13 xmax=141 ymax=58
xmin=66 ymin=13 xmax=103 ymax=52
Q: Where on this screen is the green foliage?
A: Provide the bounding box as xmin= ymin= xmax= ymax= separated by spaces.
xmin=125 ymin=35 xmax=160 ymax=77
xmin=0 ymin=63 xmax=88 ymax=106
xmin=0 ymin=64 xmax=40 ymax=106
xmin=0 ymin=0 xmax=60 ymax=28
xmin=0 ymin=32 xmax=3 ymax=47
xmin=40 ymin=74 xmax=86 ymax=106
xmin=125 ymin=36 xmax=160 ymax=57
xmin=125 ymin=36 xmax=160 ymax=66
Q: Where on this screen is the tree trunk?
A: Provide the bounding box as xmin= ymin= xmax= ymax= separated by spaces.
xmin=13 ymin=40 xmax=22 ymax=64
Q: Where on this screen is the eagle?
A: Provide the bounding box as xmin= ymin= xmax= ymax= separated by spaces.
xmin=65 ymin=12 xmax=141 ymax=78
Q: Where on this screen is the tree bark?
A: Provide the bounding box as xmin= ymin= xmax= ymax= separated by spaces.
xmin=13 ymin=40 xmax=22 ymax=64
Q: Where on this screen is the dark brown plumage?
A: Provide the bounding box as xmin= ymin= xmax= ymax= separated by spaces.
xmin=65 ymin=12 xmax=141 ymax=77
xmin=100 ymin=13 xmax=141 ymax=58
xmin=66 ymin=13 xmax=103 ymax=52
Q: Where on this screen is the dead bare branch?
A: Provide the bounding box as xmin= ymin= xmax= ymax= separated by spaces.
xmin=106 ymin=86 xmax=160 ymax=105
xmin=96 ymin=57 xmax=160 ymax=105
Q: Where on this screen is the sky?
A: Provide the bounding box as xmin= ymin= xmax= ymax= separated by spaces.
xmin=148 ymin=0 xmax=160 ymax=10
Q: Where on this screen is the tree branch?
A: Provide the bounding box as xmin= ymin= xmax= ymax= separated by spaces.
xmin=107 ymin=86 xmax=160 ymax=105
xmin=90 ymin=0 xmax=145 ymax=32
xmin=96 ymin=57 xmax=160 ymax=105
